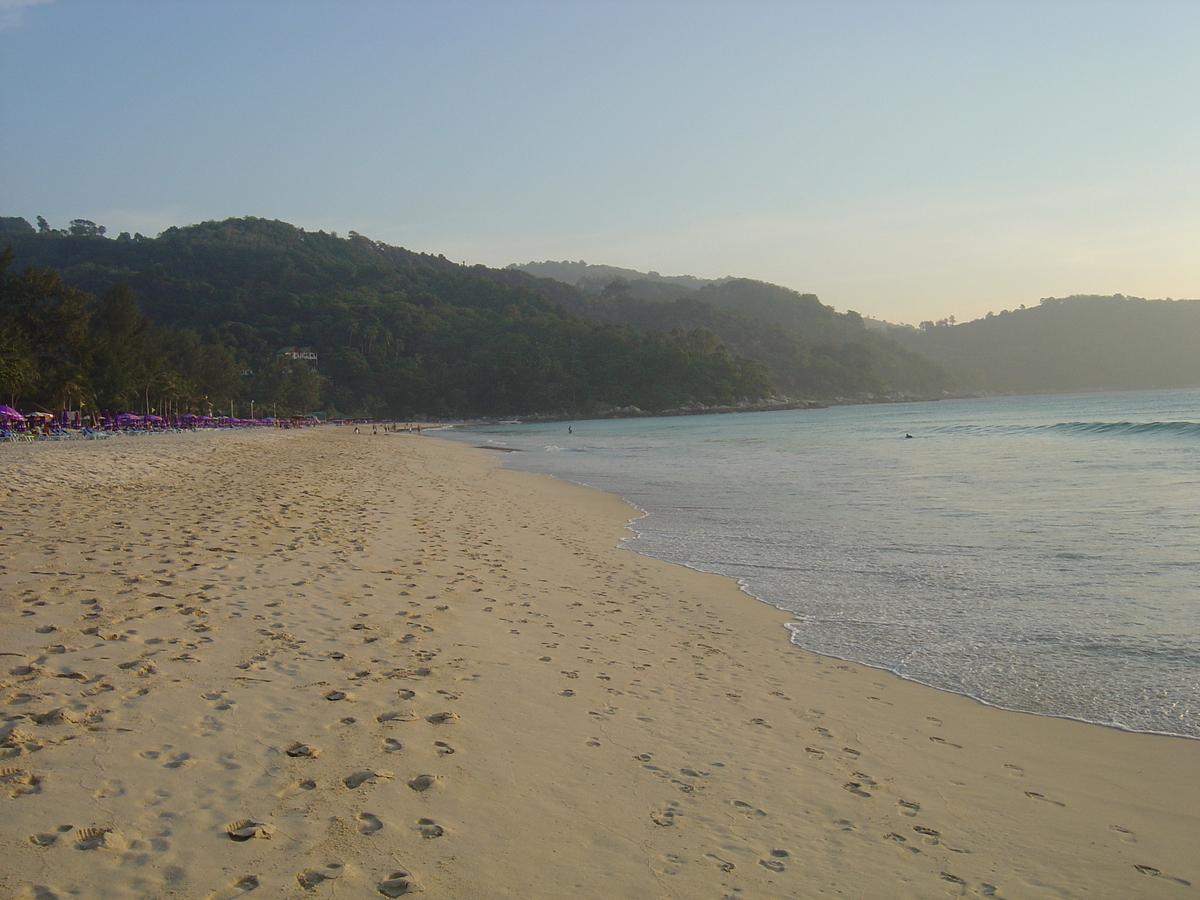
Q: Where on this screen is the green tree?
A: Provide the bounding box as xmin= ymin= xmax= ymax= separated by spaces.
xmin=69 ymin=219 xmax=106 ymax=238
xmin=87 ymin=281 xmax=153 ymax=410
xmin=0 ymin=321 xmax=35 ymax=403
xmin=0 ymin=249 xmax=93 ymax=407
xmin=250 ymin=356 xmax=321 ymax=416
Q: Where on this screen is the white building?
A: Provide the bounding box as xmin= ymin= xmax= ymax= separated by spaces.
xmin=279 ymin=346 xmax=318 ymax=372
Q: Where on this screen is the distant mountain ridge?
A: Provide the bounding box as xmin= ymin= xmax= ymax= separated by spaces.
xmin=888 ymin=294 xmax=1200 ymax=394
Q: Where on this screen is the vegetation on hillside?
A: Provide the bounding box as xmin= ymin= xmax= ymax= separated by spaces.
xmin=509 ymin=263 xmax=952 ymax=399
xmin=0 ymin=216 xmax=771 ymax=418
xmin=10 ymin=214 xmax=1191 ymax=413
xmin=0 ymin=245 xmax=312 ymax=417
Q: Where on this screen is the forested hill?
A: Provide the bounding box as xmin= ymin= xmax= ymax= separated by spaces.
xmin=509 ymin=263 xmax=952 ymax=400
xmin=885 ymin=295 xmax=1200 ymax=394
xmin=0 ymin=216 xmax=771 ymax=418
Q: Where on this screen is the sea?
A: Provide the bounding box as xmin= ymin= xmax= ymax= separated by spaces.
xmin=439 ymin=389 xmax=1200 ymax=740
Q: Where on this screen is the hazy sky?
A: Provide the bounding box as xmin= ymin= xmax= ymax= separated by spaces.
xmin=1 ymin=0 xmax=1196 ymax=324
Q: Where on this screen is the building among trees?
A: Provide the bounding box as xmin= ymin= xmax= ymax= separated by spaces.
xmin=278 ymin=346 xmax=318 ymax=372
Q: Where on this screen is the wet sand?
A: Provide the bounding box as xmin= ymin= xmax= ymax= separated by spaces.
xmin=1 ymin=426 xmax=1197 ymax=899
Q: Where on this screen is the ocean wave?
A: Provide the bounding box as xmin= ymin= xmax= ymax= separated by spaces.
xmin=1037 ymin=421 xmax=1200 ymax=438
xmin=926 ymin=420 xmax=1200 ymax=439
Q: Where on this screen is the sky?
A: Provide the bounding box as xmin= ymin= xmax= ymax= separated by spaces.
xmin=1 ymin=0 xmax=1197 ymax=325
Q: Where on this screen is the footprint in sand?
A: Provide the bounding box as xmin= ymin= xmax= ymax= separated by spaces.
xmin=206 ymin=874 xmax=260 ymax=900
xmin=897 ymin=799 xmax=920 ymax=817
xmin=929 ymin=736 xmax=962 ymax=749
xmin=407 ymin=774 xmax=439 ymax=792
xmin=1134 ymin=865 xmax=1192 ymax=886
xmin=276 ymin=778 xmax=318 ymax=797
xmin=163 ymin=751 xmax=193 ymax=769
xmin=218 ymin=752 xmax=241 ymax=771
xmin=285 ymin=742 xmax=322 ymax=759
xmin=357 ymin=813 xmax=383 ymax=834
xmin=434 ymin=741 xmax=455 ymax=756
xmin=1109 ymin=824 xmax=1136 ymax=843
xmin=843 ymin=781 xmax=871 ymax=798
xmin=417 ymin=818 xmax=445 ymax=838
xmin=705 ymin=853 xmax=735 ymax=872
xmin=382 ymin=738 xmax=403 ymax=753
xmin=651 ymin=806 xmax=682 ymax=827
xmin=377 ymin=710 xmax=418 ymax=724
xmin=225 ymin=820 xmax=275 ymax=841
xmin=1003 ymin=764 xmax=1024 ymax=776
xmin=73 ymin=827 xmax=111 ymax=850
xmin=1 ymin=768 xmax=42 ymax=798
xmin=202 ymin=691 xmax=235 ymax=710
xmin=344 ymin=770 xmax=393 ymax=789
xmin=91 ymin=779 xmax=124 ymax=799
xmin=378 ymin=870 xmax=420 ymax=897
xmin=731 ymin=800 xmax=767 ymax=818
xmin=1024 ymin=791 xmax=1065 ymax=807
xmin=297 ymin=860 xmax=345 ymax=890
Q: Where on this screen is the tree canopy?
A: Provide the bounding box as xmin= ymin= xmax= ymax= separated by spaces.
xmin=1 ymin=217 xmax=772 ymax=417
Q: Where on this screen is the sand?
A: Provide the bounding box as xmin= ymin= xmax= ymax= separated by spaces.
xmin=1 ymin=426 xmax=1197 ymax=899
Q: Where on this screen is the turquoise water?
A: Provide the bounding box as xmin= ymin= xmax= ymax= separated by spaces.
xmin=441 ymin=390 xmax=1200 ymax=738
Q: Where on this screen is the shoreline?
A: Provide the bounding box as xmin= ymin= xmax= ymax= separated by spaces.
xmin=449 ymin=399 xmax=1200 ymax=745
xmin=2 ymin=427 xmax=1198 ymax=899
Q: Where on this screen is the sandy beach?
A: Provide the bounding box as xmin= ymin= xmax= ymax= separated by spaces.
xmin=1 ymin=426 xmax=1197 ymax=899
